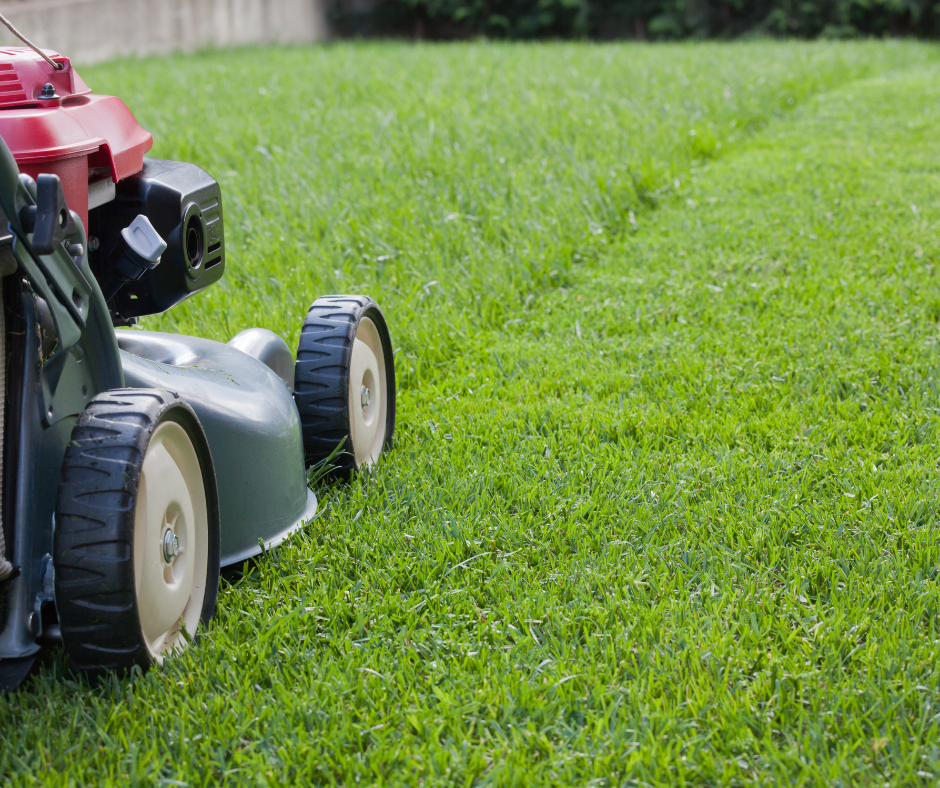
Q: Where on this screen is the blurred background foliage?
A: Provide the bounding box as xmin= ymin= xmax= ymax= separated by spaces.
xmin=327 ymin=0 xmax=940 ymax=39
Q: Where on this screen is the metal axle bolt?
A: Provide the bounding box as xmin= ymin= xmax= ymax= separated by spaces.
xmin=162 ymin=529 xmax=179 ymax=563
xmin=360 ymin=385 xmax=371 ymax=408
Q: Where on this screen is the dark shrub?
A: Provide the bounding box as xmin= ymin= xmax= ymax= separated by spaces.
xmin=327 ymin=0 xmax=940 ymax=39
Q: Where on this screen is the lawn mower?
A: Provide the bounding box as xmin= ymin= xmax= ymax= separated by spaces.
xmin=0 ymin=46 xmax=396 ymax=691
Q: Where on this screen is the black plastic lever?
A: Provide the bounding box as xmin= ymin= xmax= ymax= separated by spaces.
xmin=19 ymin=174 xmax=76 ymax=255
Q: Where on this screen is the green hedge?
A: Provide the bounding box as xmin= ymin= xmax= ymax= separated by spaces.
xmin=329 ymin=0 xmax=940 ymax=39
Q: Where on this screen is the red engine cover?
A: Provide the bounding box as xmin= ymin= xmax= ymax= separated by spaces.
xmin=0 ymin=48 xmax=152 ymax=230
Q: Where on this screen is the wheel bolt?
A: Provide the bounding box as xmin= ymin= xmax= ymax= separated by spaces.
xmin=162 ymin=529 xmax=179 ymax=563
xmin=361 ymin=385 xmax=371 ymax=408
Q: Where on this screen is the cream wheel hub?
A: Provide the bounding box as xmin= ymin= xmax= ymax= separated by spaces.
xmin=133 ymin=420 xmax=209 ymax=661
xmin=348 ymin=316 xmax=388 ymax=468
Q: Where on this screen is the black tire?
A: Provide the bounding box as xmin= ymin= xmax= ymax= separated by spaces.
xmin=294 ymin=295 xmax=396 ymax=475
xmin=53 ymin=389 xmax=220 ymax=678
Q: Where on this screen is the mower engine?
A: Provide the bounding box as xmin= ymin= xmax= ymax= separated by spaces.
xmin=0 ymin=48 xmax=224 ymax=325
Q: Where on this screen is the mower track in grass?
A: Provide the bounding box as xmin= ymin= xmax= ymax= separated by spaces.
xmin=2 ymin=42 xmax=940 ymax=786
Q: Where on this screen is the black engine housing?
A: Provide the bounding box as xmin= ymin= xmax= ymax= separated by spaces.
xmin=89 ymin=159 xmax=224 ymax=320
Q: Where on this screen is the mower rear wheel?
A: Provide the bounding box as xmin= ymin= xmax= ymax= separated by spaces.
xmin=294 ymin=295 xmax=396 ymax=475
xmin=54 ymin=390 xmax=220 ymax=678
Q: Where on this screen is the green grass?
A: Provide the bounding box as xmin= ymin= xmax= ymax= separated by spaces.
xmin=4 ymin=40 xmax=940 ymax=785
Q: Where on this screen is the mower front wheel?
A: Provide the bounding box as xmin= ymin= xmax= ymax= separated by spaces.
xmin=54 ymin=390 xmax=221 ymax=678
xmin=294 ymin=295 xmax=396 ymax=475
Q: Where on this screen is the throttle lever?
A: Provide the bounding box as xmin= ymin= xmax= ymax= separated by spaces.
xmin=19 ymin=173 xmax=75 ymax=254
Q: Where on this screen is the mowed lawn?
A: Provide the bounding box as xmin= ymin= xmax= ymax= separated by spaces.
xmin=4 ymin=40 xmax=940 ymax=785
